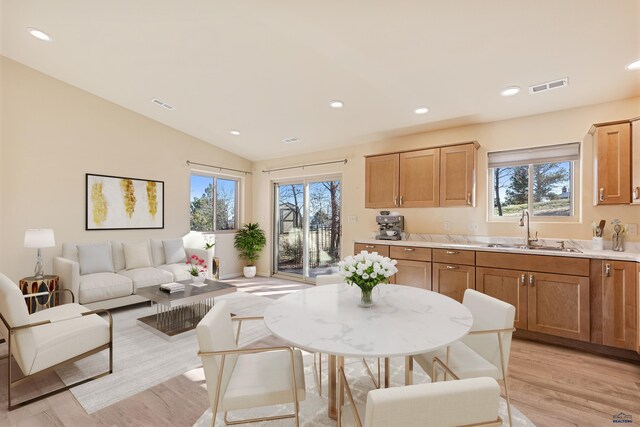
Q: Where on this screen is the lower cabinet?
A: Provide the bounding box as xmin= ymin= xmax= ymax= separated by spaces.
xmin=476 ymin=267 xmax=590 ymax=342
xmin=392 ymin=259 xmax=432 ymax=290
xmin=433 ymin=263 xmax=475 ymax=303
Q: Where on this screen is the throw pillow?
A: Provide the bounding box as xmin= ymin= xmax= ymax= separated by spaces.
xmin=77 ymin=243 xmax=115 ymax=275
xmin=123 ymin=241 xmax=152 ymax=270
xmin=163 ymin=239 xmax=187 ymax=265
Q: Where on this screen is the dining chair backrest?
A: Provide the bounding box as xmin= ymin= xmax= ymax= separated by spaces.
xmin=196 ymin=300 xmax=239 ymax=409
xmin=363 ymin=377 xmax=500 ymax=427
xmin=461 ymin=289 xmax=515 ymax=375
xmin=315 ymin=274 xmax=345 ymax=286
xmin=0 ymin=273 xmax=37 ymax=374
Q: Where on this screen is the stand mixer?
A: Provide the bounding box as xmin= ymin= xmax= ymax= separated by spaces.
xmin=376 ymin=214 xmax=404 ymax=241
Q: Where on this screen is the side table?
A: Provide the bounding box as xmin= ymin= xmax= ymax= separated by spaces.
xmin=18 ymin=275 xmax=59 ymax=313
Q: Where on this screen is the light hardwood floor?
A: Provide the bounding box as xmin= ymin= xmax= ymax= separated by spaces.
xmin=0 ymin=277 xmax=638 ymax=427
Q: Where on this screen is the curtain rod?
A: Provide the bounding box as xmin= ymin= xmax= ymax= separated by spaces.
xmin=262 ymin=159 xmax=348 ymax=174
xmin=186 ymin=160 xmax=252 ymax=175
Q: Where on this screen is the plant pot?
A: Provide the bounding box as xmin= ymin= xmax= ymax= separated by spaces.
xmin=243 ymin=266 xmax=257 ymax=278
xmin=191 ymin=274 xmax=206 ymax=284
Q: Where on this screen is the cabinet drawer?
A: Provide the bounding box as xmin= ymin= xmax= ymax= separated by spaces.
xmin=390 ymin=246 xmax=432 ymax=262
xmin=476 ymin=251 xmax=589 ymax=276
xmin=354 ymin=243 xmax=390 ymax=257
xmin=433 ymin=248 xmax=475 ymax=266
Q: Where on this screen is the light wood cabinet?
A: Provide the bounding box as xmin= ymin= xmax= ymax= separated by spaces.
xmin=399 ymin=149 xmax=439 ymax=207
xmin=354 ymin=243 xmax=390 ymax=257
xmin=591 ymin=260 xmax=637 ymax=350
xmin=592 ymin=122 xmax=631 ymax=205
xmin=637 ymin=263 xmax=640 ymax=355
xmin=476 ymin=267 xmax=528 ymax=330
xmin=440 ymin=143 xmax=477 ymax=207
xmin=632 ymin=118 xmax=640 ymax=204
xmin=365 ymin=154 xmax=399 ymax=208
xmin=433 ymin=263 xmax=475 ymax=303
xmin=433 ymin=248 xmax=475 ymax=266
xmin=392 ymin=259 xmax=432 ymax=290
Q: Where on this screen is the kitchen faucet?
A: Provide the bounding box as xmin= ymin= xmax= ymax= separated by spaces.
xmin=519 ymin=209 xmax=538 ymax=246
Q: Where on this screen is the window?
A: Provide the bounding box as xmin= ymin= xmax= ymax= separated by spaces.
xmin=190 ymin=174 xmax=239 ymax=231
xmin=488 ymin=143 xmax=580 ymax=220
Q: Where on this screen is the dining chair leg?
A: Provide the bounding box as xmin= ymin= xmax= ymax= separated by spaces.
xmin=361 ymin=358 xmax=381 ymax=388
xmin=497 ymin=333 xmax=513 ymax=427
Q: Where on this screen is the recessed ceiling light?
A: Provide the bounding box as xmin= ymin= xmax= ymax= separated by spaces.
xmin=329 ymin=100 xmax=344 ymax=109
xmin=27 ymin=27 xmax=51 ymax=42
xmin=282 ymin=137 xmax=299 ymax=144
xmin=230 ymin=130 xmax=240 ymax=136
xmin=500 ymin=86 xmax=521 ymax=97
xmin=414 ymin=107 xmax=429 ymax=115
xmin=626 ymin=59 xmax=640 ymax=71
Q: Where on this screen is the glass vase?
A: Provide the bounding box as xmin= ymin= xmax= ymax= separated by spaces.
xmin=358 ymin=286 xmax=379 ymax=307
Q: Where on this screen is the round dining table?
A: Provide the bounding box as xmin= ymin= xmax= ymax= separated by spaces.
xmin=263 ymin=283 xmax=473 ymax=420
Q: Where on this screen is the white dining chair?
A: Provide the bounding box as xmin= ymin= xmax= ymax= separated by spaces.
xmin=412 ymin=289 xmax=516 ymax=426
xmin=339 ymin=358 xmax=502 ymax=427
xmin=196 ymin=300 xmax=306 ymax=427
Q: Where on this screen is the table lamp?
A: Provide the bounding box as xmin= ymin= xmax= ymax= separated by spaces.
xmin=24 ymin=229 xmax=55 ymax=279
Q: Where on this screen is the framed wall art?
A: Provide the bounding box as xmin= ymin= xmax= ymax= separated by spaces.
xmin=86 ymin=173 xmax=164 ymax=230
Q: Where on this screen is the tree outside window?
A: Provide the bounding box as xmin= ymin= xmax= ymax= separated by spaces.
xmin=190 ymin=174 xmax=239 ymax=231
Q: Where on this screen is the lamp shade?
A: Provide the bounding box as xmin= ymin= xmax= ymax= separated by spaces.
xmin=24 ymin=229 xmax=55 ymax=248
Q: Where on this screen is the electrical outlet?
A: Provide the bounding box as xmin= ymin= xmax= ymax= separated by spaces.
xmin=627 ymin=223 xmax=638 ymax=236
xmin=444 ymin=222 xmax=452 ymax=231
xmin=468 ymin=223 xmax=479 ymax=232
xmin=347 ymin=215 xmax=358 ymax=224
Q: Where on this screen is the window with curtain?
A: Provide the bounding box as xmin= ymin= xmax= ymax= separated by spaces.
xmin=487 ymin=142 xmax=580 ymax=220
xmin=190 ymin=174 xmax=239 ymax=231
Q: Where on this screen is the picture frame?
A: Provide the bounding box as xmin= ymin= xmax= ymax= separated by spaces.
xmin=86 ymin=173 xmax=164 ymax=230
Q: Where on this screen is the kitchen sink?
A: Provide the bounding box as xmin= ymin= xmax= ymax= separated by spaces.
xmin=484 ymin=243 xmax=582 ymax=253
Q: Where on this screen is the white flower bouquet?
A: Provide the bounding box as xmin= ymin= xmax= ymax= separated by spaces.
xmin=337 ymin=251 xmax=398 ymax=305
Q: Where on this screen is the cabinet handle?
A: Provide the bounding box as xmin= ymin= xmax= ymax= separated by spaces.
xmin=446 ymin=265 xmax=459 ymax=270
xmin=446 ymin=250 xmax=459 ymax=255
xmin=599 ymin=188 xmax=604 ymax=202
xmin=394 ymin=196 xmax=398 ymax=207
xmin=529 ymin=274 xmax=535 ymax=286
xmin=403 ymin=248 xmax=415 ymax=252
xmin=605 ymin=263 xmax=611 ymax=277
xmin=400 ymin=195 xmax=404 ymax=206
xmin=467 ymin=193 xmax=472 ymax=205
xmin=520 ymin=274 xmax=526 ymax=285
xmin=365 ymin=245 xmax=375 ymax=249
xmin=634 ymin=187 xmax=639 ymax=200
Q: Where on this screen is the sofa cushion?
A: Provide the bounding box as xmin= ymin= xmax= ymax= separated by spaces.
xmin=150 ymin=239 xmax=166 ymax=266
xmin=78 ymin=273 xmax=133 ymax=304
xmin=158 ymin=263 xmax=191 ymax=282
xmin=118 ymin=267 xmax=173 ymax=290
xmin=163 ymin=239 xmax=187 ymax=265
xmin=77 ymin=242 xmax=114 ymax=275
xmin=123 ymin=241 xmax=152 ymax=270
xmin=111 ymin=241 xmax=126 ymax=272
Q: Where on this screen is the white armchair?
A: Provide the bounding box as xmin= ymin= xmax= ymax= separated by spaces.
xmin=196 ymin=300 xmax=306 ymax=427
xmin=339 ymin=359 xmax=502 ymax=427
xmin=0 ymin=272 xmax=113 ymax=410
xmin=412 ymin=289 xmax=516 ymax=426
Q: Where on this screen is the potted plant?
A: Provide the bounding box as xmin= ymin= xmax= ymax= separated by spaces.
xmin=234 ymin=222 xmax=267 ymax=278
xmin=337 ymin=251 xmax=398 ymax=306
xmin=186 ymin=255 xmax=208 ymax=284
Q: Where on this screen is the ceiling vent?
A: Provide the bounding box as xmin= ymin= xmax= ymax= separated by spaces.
xmin=151 ymin=98 xmax=175 ymax=110
xmin=282 ymin=137 xmax=299 ymax=144
xmin=528 ymin=78 xmax=568 ymax=94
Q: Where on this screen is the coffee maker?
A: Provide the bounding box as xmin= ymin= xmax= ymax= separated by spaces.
xmin=376 ymin=213 xmax=404 ymax=241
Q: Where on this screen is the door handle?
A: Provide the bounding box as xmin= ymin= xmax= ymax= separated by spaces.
xmin=446 ymin=265 xmax=459 ymax=270
xmin=599 ymin=188 xmax=604 ymax=202
xmin=520 ymin=274 xmax=526 ymax=285
xmin=445 ymin=250 xmax=459 ymax=255
xmin=529 ymin=274 xmax=535 ymax=286
xmin=605 ymin=263 xmax=611 ymax=277
xmin=467 ymin=193 xmax=472 ymax=205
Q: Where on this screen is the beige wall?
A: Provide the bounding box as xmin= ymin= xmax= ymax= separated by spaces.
xmin=253 ymin=97 xmax=640 ymax=275
xmin=0 ymin=57 xmax=252 ymax=282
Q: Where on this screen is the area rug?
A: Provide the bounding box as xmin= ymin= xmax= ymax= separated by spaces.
xmin=57 ymin=292 xmax=274 ymax=414
xmin=193 ymin=354 xmax=535 ymax=427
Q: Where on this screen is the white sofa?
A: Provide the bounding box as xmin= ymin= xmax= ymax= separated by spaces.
xmin=53 ymin=239 xmax=214 ymax=310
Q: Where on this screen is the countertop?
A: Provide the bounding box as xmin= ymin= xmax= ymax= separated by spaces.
xmin=354 ymin=237 xmax=640 ymax=262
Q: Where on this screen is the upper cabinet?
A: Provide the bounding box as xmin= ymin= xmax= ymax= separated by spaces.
xmin=591 ymin=121 xmax=632 ymax=205
xmin=632 ymin=118 xmax=640 ymax=204
xmin=365 ymin=142 xmax=478 ymax=208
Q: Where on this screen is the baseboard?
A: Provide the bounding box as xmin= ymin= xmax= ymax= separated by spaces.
xmin=220 ymin=273 xmax=242 ymax=280
xmin=257 ymin=271 xmax=271 ymax=277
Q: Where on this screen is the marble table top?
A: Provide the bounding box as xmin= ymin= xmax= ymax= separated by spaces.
xmin=263 ymin=284 xmax=473 ymax=358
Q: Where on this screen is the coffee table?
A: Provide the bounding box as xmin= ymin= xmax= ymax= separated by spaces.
xmin=136 ymin=279 xmax=236 ymax=340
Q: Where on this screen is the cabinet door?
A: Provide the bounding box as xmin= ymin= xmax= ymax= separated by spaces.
xmin=476 ymin=267 xmax=528 ymax=330
xmin=354 ymin=243 xmax=390 ymax=257
xmin=527 ymin=272 xmax=590 ymax=341
xmin=440 ymin=143 xmax=476 ymax=207
xmin=365 ymin=154 xmax=399 ymax=208
xmin=595 ymin=123 xmax=631 ymax=205
xmin=632 ymin=119 xmax=640 ymax=204
xmin=392 ymin=259 xmax=432 ymax=290
xmin=433 ymin=263 xmax=475 ymax=303
xmin=602 ymin=261 xmax=637 ymax=350
xmin=399 ymin=149 xmax=439 ymax=207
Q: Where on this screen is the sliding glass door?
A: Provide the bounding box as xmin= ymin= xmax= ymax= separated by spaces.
xmin=274 ymin=177 xmax=341 ymax=281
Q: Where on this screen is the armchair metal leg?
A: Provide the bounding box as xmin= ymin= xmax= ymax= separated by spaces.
xmin=497 ymin=333 xmax=513 ymax=427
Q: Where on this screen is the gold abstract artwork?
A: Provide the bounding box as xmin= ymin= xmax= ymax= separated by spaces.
xmin=147 ymin=181 xmax=158 ymax=219
xmin=120 ymin=178 xmax=136 ymax=218
xmin=91 ymin=182 xmax=108 ymax=226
